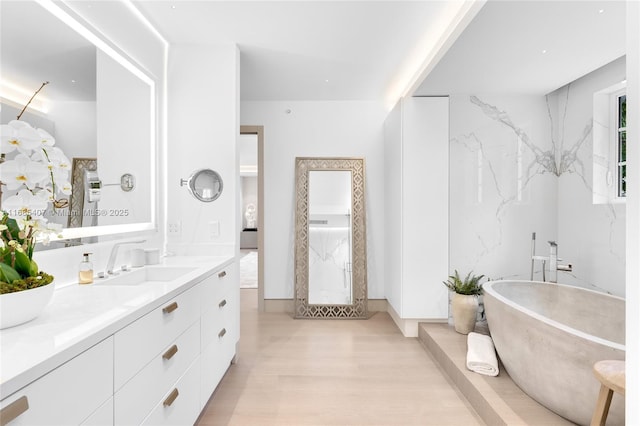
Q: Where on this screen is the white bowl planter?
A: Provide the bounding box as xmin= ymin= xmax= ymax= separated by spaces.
xmin=0 ymin=282 xmax=55 ymax=329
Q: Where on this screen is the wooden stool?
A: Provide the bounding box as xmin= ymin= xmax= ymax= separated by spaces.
xmin=590 ymin=360 xmax=625 ymax=426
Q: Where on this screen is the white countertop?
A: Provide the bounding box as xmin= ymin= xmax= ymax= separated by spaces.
xmin=0 ymin=255 xmax=234 ymax=399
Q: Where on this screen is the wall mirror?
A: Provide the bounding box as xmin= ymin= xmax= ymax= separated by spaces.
xmin=181 ymin=169 xmax=223 ymax=202
xmin=0 ymin=1 xmax=156 ymax=244
xmin=294 ymin=157 xmax=367 ymax=319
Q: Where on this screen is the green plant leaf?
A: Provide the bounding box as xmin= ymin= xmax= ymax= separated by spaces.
xmin=29 ymin=259 xmax=39 ymax=277
xmin=5 ymin=218 xmax=24 ymax=244
xmin=0 ymin=263 xmax=21 ymax=283
xmin=442 ymin=270 xmax=484 ymax=295
xmin=0 ymin=249 xmax=32 ymax=278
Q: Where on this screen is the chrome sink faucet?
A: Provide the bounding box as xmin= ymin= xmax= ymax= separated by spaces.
xmin=106 ymin=240 xmax=146 ymax=275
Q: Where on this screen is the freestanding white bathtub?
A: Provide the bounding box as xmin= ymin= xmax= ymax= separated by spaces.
xmin=483 ymin=280 xmax=625 ymax=426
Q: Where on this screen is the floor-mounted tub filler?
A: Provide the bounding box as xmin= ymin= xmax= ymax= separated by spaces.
xmin=483 ymin=280 xmax=625 ymax=426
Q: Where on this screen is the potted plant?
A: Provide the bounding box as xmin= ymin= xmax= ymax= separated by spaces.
xmin=443 ymin=270 xmax=484 ymax=334
xmin=0 ymin=82 xmax=71 ymax=329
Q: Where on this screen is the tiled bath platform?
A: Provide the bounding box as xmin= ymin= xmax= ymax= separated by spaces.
xmin=418 ymin=323 xmax=575 ymax=426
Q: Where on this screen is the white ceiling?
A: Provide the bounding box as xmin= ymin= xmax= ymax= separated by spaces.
xmin=134 ymin=1 xmax=457 ymax=101
xmin=0 ymin=1 xmax=96 ymax=103
xmin=1 ymin=1 xmax=627 ymax=106
xmin=415 ymin=0 xmax=627 ymax=96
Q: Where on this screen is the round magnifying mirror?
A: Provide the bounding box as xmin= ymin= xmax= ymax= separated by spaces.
xmin=184 ymin=169 xmax=223 ymax=202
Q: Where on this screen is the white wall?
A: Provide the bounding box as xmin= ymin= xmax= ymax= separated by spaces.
xmin=166 ymin=44 xmax=239 ymax=256
xmin=549 ymin=57 xmax=626 ymax=296
xmin=383 ymin=101 xmax=403 ymax=313
xmin=241 ymin=100 xmax=386 ymax=299
xmin=449 ymin=95 xmax=557 ymax=284
xmin=383 ymin=96 xmax=449 ymax=322
xmin=96 ymin=50 xmax=152 ymax=226
xmin=48 ymin=101 xmax=97 ymax=158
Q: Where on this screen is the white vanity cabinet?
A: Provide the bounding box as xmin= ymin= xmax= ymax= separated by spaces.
xmin=113 ymin=260 xmax=239 ymax=424
xmin=0 ymin=337 xmax=114 ymax=426
xmin=200 ymin=263 xmax=238 ymax=409
xmin=113 ymin=282 xmax=201 ymax=425
xmin=0 ymin=257 xmax=239 ymax=426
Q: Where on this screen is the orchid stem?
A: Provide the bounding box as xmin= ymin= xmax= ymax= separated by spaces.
xmin=17 ymin=81 xmax=49 ymax=121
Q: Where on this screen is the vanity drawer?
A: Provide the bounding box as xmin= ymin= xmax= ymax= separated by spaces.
xmin=0 ymin=337 xmax=113 ymax=426
xmin=141 ymin=357 xmax=201 ymax=426
xmin=115 ymin=321 xmax=200 ymax=425
xmin=200 ymin=317 xmax=236 ymax=407
xmin=200 ymin=265 xmax=235 ymax=312
xmin=114 ymin=284 xmax=200 ymax=390
xmin=201 ymin=291 xmax=235 ymax=349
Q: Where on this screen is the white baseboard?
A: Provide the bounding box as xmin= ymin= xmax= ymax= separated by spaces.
xmin=387 ymin=303 xmax=447 ymax=337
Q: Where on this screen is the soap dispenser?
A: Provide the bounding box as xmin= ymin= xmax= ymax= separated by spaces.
xmin=79 ymin=253 xmax=94 ymax=284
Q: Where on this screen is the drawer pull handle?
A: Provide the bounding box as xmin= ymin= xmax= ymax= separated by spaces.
xmin=162 ymin=345 xmax=179 ymax=360
xmin=162 ymin=302 xmax=178 ymax=314
xmin=163 ymin=388 xmax=179 ymax=407
xmin=218 ymin=328 xmax=227 ymax=338
xmin=1 ymin=396 xmax=29 ymax=425
xmin=218 ymin=299 xmax=227 ymax=308
xmin=218 ymin=270 xmax=227 ymax=278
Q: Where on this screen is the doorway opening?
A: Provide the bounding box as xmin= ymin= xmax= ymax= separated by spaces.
xmin=239 ymin=126 xmax=264 ymax=311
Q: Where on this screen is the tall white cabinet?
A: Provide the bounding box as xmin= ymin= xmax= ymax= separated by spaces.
xmin=384 ymin=96 xmax=449 ymax=336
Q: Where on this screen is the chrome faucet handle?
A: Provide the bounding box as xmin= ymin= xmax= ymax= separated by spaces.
xmin=106 ymin=240 xmax=146 ymax=275
xmin=548 ymin=241 xmax=557 ymax=247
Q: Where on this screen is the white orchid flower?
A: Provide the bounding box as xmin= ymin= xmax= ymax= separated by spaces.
xmin=57 ymin=180 xmax=72 ymax=195
xmin=0 ymin=120 xmax=41 ymax=155
xmin=36 ymin=128 xmax=55 ymax=147
xmin=29 ymin=147 xmax=70 ymax=200
xmin=0 ymin=154 xmax=49 ymax=190
xmin=46 ymin=147 xmax=71 ymax=175
xmin=34 ymin=146 xmax=71 ymax=179
xmin=33 ymin=187 xmax=53 ymax=203
xmin=28 ymin=218 xmax=62 ymax=245
xmin=3 ymin=189 xmax=48 ymax=219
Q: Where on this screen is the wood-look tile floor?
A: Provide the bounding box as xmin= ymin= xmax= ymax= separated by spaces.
xmin=196 ymin=289 xmax=484 ymax=426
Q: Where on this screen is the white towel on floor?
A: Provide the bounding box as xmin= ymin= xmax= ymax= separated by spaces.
xmin=466 ymin=332 xmax=499 ymax=377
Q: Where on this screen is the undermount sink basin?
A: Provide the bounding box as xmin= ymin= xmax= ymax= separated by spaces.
xmin=95 ymin=266 xmax=198 ymax=286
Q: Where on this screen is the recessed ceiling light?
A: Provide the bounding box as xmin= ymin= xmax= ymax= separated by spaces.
xmin=598 ymin=9 xmax=605 ymax=14
xmin=171 ymin=5 xmax=177 ymax=9
xmin=71 ymin=79 xmax=76 ymax=83
xmin=325 ymin=79 xmax=329 ymax=83
xmin=541 ymin=49 xmax=547 ymax=54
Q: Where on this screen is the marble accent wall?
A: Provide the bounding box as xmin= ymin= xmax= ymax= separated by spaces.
xmin=551 ymin=57 xmax=626 ymax=296
xmin=450 ymin=95 xmax=557 ymax=284
xmin=449 ymin=57 xmax=626 ymax=297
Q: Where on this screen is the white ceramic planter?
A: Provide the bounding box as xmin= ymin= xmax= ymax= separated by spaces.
xmin=452 ymin=292 xmax=479 ymax=334
xmin=0 ymin=281 xmax=55 ymax=329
